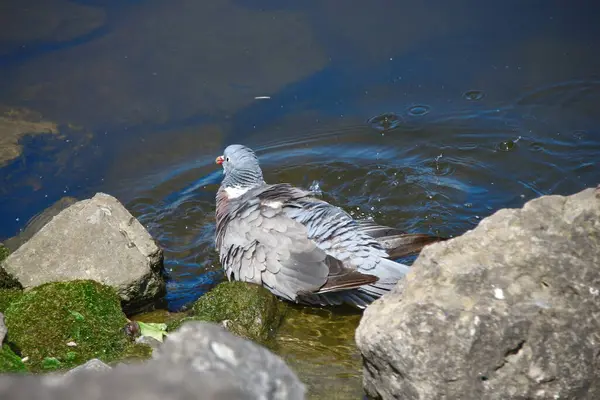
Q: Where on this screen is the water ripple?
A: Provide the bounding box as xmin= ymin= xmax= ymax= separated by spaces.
xmin=125 ymin=85 xmax=600 ymax=311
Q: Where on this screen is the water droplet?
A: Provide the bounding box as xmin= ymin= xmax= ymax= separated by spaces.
xmin=463 ymin=90 xmax=485 ymax=101
xmin=497 ymin=140 xmax=516 ymax=152
xmin=572 ymin=130 xmax=586 ymax=140
xmin=368 ymin=113 xmax=402 ymax=131
xmin=309 ymin=180 xmax=322 ymax=196
xmin=407 ymin=105 xmax=431 ymax=116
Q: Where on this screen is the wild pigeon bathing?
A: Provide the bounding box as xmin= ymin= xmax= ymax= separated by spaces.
xmin=214 ymin=144 xmax=445 ymax=308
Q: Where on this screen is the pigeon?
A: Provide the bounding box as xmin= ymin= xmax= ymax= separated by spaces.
xmin=214 ymin=144 xmax=445 ymax=308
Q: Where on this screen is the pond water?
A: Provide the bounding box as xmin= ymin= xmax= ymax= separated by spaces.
xmin=1 ymin=0 xmax=600 ymax=398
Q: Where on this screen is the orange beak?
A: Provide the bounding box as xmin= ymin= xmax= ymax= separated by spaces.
xmin=215 ymin=155 xmax=225 ymax=165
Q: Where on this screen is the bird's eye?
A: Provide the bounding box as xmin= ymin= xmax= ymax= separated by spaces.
xmin=226 ymin=157 xmax=230 ymax=162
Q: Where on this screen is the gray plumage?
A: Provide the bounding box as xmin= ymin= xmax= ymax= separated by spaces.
xmin=215 ymin=144 xmax=445 ymax=308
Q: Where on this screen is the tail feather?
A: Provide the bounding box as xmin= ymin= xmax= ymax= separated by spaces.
xmin=379 ymin=233 xmax=446 ymax=259
xmin=297 ymin=289 xmax=378 ymax=309
xmin=296 ymin=221 xmax=447 ymax=309
xmin=355 ymin=219 xmax=447 ymax=258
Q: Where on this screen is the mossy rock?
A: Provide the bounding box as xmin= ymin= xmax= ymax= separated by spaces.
xmin=167 ymin=281 xmax=286 ymax=343
xmin=4 ymin=280 xmax=135 ymax=372
xmin=0 ymin=244 xmax=21 ymax=290
xmin=0 ymin=244 xmax=8 ymax=262
xmin=0 ymin=288 xmax=23 ymax=313
xmin=0 ymin=344 xmax=28 ymax=373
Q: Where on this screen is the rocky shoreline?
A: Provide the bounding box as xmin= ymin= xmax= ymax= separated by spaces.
xmin=1 ymin=186 xmax=599 ymax=399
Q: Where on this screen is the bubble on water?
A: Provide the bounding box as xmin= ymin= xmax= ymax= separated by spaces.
xmin=368 ymin=112 xmax=402 ymax=131
xmin=497 ymin=140 xmax=517 ymax=152
xmin=407 ymin=104 xmax=431 ymax=116
xmin=463 ymin=90 xmax=485 ymax=101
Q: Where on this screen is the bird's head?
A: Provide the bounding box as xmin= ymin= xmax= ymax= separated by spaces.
xmin=216 ymin=144 xmax=264 ymax=188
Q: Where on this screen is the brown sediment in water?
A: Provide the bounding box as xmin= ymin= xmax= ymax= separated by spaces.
xmin=0 ymin=107 xmax=59 ymax=166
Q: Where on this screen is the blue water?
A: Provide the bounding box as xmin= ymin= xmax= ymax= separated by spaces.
xmin=1 ymin=0 xmax=600 ymax=312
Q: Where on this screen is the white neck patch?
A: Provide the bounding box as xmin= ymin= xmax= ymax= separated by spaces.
xmin=224 ymin=186 xmax=250 ymax=199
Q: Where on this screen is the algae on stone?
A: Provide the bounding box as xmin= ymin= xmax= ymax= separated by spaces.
xmin=0 ymin=289 xmax=23 ymax=313
xmin=0 ymin=244 xmax=8 ymax=262
xmin=0 ymin=344 xmax=28 ymax=373
xmin=0 ymin=245 xmax=21 ymax=290
xmin=4 ymin=280 xmax=134 ymax=372
xmin=167 ymin=281 xmax=286 ymax=343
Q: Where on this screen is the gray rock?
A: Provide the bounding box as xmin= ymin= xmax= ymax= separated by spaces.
xmin=0 ymin=312 xmax=6 ymax=344
xmin=42 ymin=359 xmax=113 ymax=387
xmin=153 ymin=322 xmax=306 ymax=399
xmin=135 ymin=335 xmax=162 ymax=351
xmin=63 ymin=358 xmax=112 ymax=377
xmin=2 ymin=197 xmax=78 ymax=253
xmin=0 ymin=321 xmax=305 ymax=400
xmin=356 ymin=187 xmax=600 ymax=400
xmin=0 ymin=193 xmax=166 ymax=314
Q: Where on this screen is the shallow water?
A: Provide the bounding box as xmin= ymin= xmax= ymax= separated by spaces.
xmin=1 ymin=0 xmax=600 ymax=397
xmin=274 ymin=305 xmax=364 ymax=399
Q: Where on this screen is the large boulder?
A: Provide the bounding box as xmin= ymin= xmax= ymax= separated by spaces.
xmin=356 ymin=186 xmax=600 ymax=400
xmin=0 ymin=321 xmax=306 ymax=400
xmin=0 ymin=193 xmax=166 ymax=314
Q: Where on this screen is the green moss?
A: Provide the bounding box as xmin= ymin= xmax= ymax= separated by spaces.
xmin=132 ymin=309 xmax=188 ymax=325
xmin=167 ymin=281 xmax=286 ymax=343
xmin=4 ymin=280 xmax=133 ymax=372
xmin=0 ymin=244 xmax=8 ymax=262
xmin=0 ymin=288 xmax=23 ymax=313
xmin=0 ymin=344 xmax=28 ymax=373
xmin=118 ymin=343 xmax=153 ymax=363
xmin=0 ymin=244 xmax=21 ymax=290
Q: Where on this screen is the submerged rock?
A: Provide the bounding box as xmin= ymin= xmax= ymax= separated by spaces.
xmin=274 ymin=305 xmax=364 ymax=399
xmin=167 ymin=281 xmax=286 ymax=343
xmin=356 ymin=187 xmax=600 ymax=400
xmin=0 ymin=107 xmax=59 ymax=166
xmin=3 ymin=280 xmax=149 ymax=372
xmin=0 ymin=321 xmax=306 ymax=400
xmin=0 ymin=193 xmax=166 ymax=314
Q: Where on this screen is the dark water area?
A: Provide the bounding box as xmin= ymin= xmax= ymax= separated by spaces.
xmin=1 ymin=1 xmax=600 ymax=396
